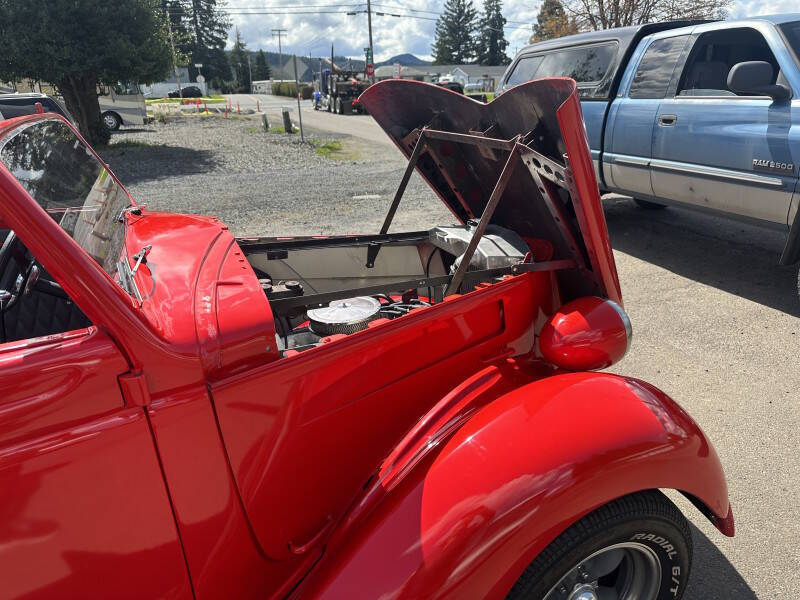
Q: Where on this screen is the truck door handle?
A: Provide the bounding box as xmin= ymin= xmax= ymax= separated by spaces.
xmin=658 ymin=114 xmax=677 ymax=126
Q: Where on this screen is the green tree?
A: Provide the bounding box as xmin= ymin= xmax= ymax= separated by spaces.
xmin=475 ymin=0 xmax=509 ymax=65
xmin=254 ymin=50 xmax=272 ymax=80
xmin=188 ymin=0 xmax=232 ymax=82
xmin=0 ymin=0 xmax=172 ymax=145
xmin=229 ymin=29 xmax=251 ymax=92
xmin=163 ymin=0 xmax=193 ymax=57
xmin=432 ymin=0 xmax=479 ymax=64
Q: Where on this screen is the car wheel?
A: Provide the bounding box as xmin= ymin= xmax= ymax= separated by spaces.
xmin=102 ymin=112 xmax=122 ymax=131
xmin=634 ymin=198 xmax=668 ymax=210
xmin=507 ymin=490 xmax=692 ymax=600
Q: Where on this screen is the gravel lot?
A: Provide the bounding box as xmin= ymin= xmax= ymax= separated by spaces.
xmin=103 ymin=116 xmax=453 ymax=236
xmin=104 ymin=114 xmax=800 ymax=599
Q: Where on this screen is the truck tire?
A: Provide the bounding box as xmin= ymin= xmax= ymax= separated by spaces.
xmin=335 ymin=97 xmax=343 ymax=114
xmin=507 ymin=490 xmax=692 ymax=600
xmin=634 ymin=198 xmax=668 ymax=210
xmin=796 ymin=265 xmax=800 ymax=304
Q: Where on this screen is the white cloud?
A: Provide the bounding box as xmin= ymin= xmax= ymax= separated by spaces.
xmin=226 ymin=0 xmax=798 ymax=62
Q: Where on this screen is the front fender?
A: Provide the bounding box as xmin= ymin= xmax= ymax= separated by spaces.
xmin=297 ymin=371 xmax=731 ymax=599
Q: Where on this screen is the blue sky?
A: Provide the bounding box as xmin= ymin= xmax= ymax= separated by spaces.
xmin=227 ymin=1 xmax=798 ymax=62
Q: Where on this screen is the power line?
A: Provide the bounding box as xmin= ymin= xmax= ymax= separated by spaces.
xmin=166 ymin=3 xmax=532 ymax=27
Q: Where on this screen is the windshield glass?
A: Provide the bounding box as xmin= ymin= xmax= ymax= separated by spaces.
xmin=0 ymin=119 xmax=131 ymax=276
xmin=780 ymin=21 xmax=800 ymax=64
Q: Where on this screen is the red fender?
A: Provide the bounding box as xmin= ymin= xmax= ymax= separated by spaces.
xmin=296 ymin=367 xmax=732 ymax=599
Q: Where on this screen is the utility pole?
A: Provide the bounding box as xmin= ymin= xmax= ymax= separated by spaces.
xmin=292 ymin=54 xmax=304 ymax=142
xmin=166 ymin=17 xmax=183 ymax=100
xmin=366 ymin=0 xmax=375 ymax=83
xmin=272 ymin=29 xmax=287 ymax=81
xmin=247 ymin=53 xmax=253 ymax=93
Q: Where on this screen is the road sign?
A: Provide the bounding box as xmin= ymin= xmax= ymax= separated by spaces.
xmin=196 ymin=75 xmax=205 ymax=83
xmin=194 ymin=63 xmax=203 ymax=68
xmin=366 ymin=63 xmax=374 ymax=77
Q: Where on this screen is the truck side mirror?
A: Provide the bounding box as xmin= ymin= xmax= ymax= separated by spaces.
xmin=727 ymin=61 xmax=791 ymax=101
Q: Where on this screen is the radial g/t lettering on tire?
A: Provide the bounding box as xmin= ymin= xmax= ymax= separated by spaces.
xmin=506 ymin=490 xmax=692 ymax=600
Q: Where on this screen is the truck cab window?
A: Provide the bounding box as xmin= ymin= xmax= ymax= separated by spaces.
xmin=629 ymin=35 xmax=689 ymax=99
xmin=677 ymin=28 xmax=779 ymax=97
xmin=537 ymin=43 xmax=617 ymax=98
xmin=505 ymin=55 xmax=544 ymax=87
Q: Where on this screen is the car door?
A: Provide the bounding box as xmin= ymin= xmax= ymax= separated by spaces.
xmin=651 ymin=25 xmax=799 ymax=225
xmin=0 ymin=124 xmax=192 ymax=598
xmin=603 ymin=33 xmax=691 ymax=198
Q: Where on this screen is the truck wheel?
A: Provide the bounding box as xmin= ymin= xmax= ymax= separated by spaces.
xmin=102 ymin=111 xmax=121 ymax=131
xmin=634 ymin=198 xmax=667 ymax=210
xmin=796 ymin=265 xmax=800 ymax=303
xmin=507 ymin=490 xmax=692 ymax=600
xmin=335 ymin=97 xmax=343 ymax=114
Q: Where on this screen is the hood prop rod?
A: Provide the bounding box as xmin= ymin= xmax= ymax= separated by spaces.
xmin=366 ymin=128 xmax=428 ymax=268
xmin=445 ymin=138 xmax=521 ymax=296
xmin=367 ymin=127 xmax=521 ymax=269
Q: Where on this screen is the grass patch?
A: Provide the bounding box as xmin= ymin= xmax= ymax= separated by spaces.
xmin=146 ymin=95 xmax=227 ymax=105
xmin=313 ymin=139 xmax=343 ymax=158
xmin=103 ymin=139 xmax=162 ymax=150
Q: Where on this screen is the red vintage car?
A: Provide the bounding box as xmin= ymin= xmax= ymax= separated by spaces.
xmin=0 ymin=79 xmax=732 ymax=600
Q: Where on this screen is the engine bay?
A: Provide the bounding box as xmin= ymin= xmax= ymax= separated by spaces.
xmin=238 ymin=224 xmax=547 ymax=356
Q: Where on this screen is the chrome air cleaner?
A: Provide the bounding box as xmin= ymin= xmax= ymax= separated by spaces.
xmin=307 ymin=296 xmax=382 ymax=336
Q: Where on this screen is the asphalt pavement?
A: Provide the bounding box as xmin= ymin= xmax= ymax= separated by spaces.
xmin=221 ymin=96 xmax=800 ymax=596
xmin=225 ymin=93 xmax=396 ymax=148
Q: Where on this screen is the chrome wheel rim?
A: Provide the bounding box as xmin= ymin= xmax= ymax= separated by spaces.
xmin=543 ymin=542 xmax=661 ymax=600
xmin=103 ymin=114 xmax=117 ymax=129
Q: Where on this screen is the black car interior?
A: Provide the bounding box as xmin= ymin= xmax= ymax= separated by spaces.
xmin=0 ymin=230 xmax=89 ymax=343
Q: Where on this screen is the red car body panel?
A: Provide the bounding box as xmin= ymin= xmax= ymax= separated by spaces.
xmin=211 ymin=272 xmax=553 ymax=561
xmin=297 ymin=370 xmax=731 ymax=600
xmin=0 ymin=79 xmax=731 ymax=599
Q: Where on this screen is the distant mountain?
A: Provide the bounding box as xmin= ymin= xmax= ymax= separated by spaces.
xmin=378 ymin=53 xmax=431 ymax=66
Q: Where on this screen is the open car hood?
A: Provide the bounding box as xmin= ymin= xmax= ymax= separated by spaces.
xmin=358 ymin=78 xmax=622 ymax=305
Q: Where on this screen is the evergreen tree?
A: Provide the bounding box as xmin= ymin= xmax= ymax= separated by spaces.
xmin=475 ymin=0 xmax=509 ymax=65
xmin=254 ymin=50 xmax=271 ymax=80
xmin=188 ymin=0 xmax=231 ymax=81
xmin=162 ymin=0 xmax=192 ymax=56
xmin=0 ymin=0 xmax=171 ymax=145
xmin=432 ymin=0 xmax=479 ymax=64
xmin=532 ymin=0 xmax=578 ymax=42
xmin=229 ymin=29 xmax=250 ymax=92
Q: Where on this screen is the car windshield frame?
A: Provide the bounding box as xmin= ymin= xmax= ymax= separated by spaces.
xmin=0 ymin=117 xmax=134 ymax=280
